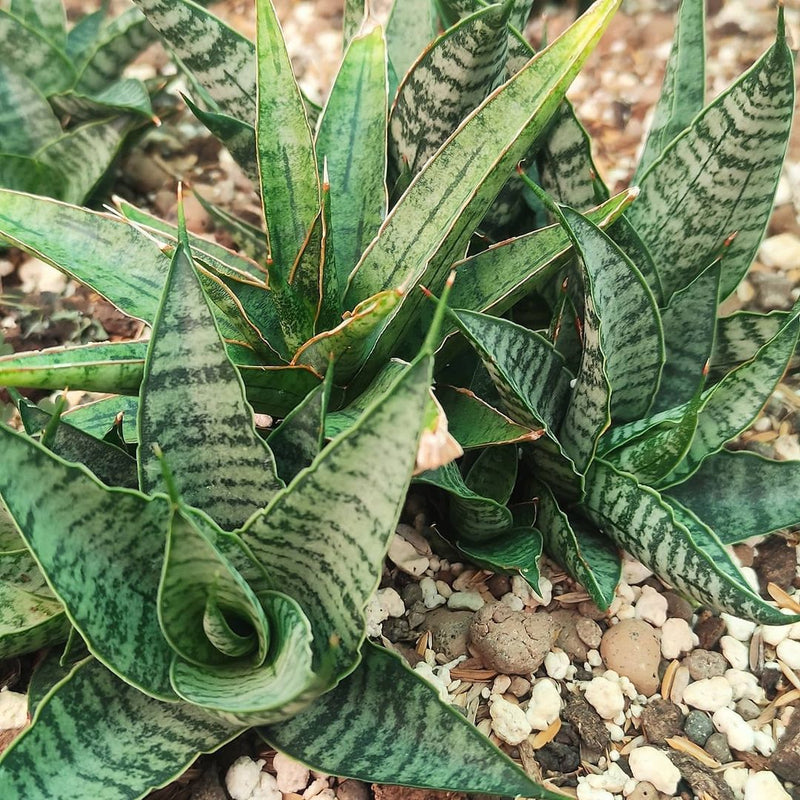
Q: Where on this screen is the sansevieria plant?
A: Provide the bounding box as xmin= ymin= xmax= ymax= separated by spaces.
xmin=419 ymin=0 xmax=800 ymax=624
xmin=0 ymin=0 xmax=163 ymax=202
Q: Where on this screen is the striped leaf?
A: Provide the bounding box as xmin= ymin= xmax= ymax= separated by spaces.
xmin=606 ymin=215 xmax=663 ymax=307
xmin=628 ymin=15 xmax=795 ymax=301
xmin=458 ymin=525 xmax=542 ymax=587
xmin=0 ymin=550 xmax=69 ymax=659
xmin=0 ymin=153 xmax=64 ymax=196
xmin=0 ymin=64 xmax=62 ymax=155
xmin=389 ymin=1 xmax=511 ymax=178
xmin=435 ymin=385 xmax=540 ymax=449
xmin=651 ymin=260 xmax=720 ymax=413
xmin=385 ymin=0 xmax=436 ymax=96
xmin=132 ymin=0 xmax=254 ymax=121
xmin=0 ymin=10 xmax=75 ymax=93
xmin=316 ymin=26 xmax=388 ymax=283
xmin=0 ymin=499 xmax=21 ymax=550
xmin=51 ymin=78 xmax=156 ymax=122
xmin=598 ymin=400 xmax=687 ymax=457
xmin=74 ymin=8 xmax=157 ymax=92
xmin=240 ymin=356 xmax=432 ymax=681
xmin=0 ymin=424 xmax=178 ymax=699
xmin=346 ymin=0 xmax=621 ymax=313
xmin=667 ymin=449 xmax=800 ymax=545
xmin=343 ymin=0 xmax=365 ymax=48
xmin=255 ymin=0 xmax=320 ymax=280
xmin=263 ymin=642 xmax=564 ymax=800
xmin=138 ymin=240 xmax=282 ymax=529
xmin=634 ymin=0 xmax=705 ymax=180
xmin=583 ymin=460 xmax=797 ymax=624
xmin=9 ymin=0 xmax=66 ymax=48
xmin=191 ymin=190 xmax=269 ymax=263
xmin=0 ymin=658 xmax=241 ymax=800
xmin=532 ymin=479 xmax=620 ymax=610
xmin=65 ymin=6 xmax=106 ymax=60
xmin=661 ymin=313 xmax=800 ymax=486
xmin=711 ymin=309 xmax=790 ymax=380
xmin=62 ymin=395 xmax=139 ymax=442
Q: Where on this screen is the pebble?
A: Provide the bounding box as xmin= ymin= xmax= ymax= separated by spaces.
xmin=735 ymin=699 xmax=761 ymax=722
xmin=721 ymin=635 xmax=750 ymax=670
xmin=447 ymin=591 xmax=484 ymax=611
xmin=682 ymin=676 xmax=733 ymax=712
xmin=726 ymin=668 xmax=764 ymax=703
xmin=508 ymin=676 xmax=530 ymax=697
xmin=469 ymin=604 xmax=557 ymax=675
xmin=525 ymin=678 xmax=562 ymax=731
xmin=626 ymin=781 xmax=658 ymax=800
xmin=551 ymin=610 xmax=592 ymax=661
xmin=489 ymin=694 xmax=532 ymax=745
xmin=695 ymin=615 xmax=726 ymax=650
xmin=387 ymin=536 xmax=429 ymax=576
xmin=761 ymin=619 xmax=793 ymax=647
xmin=0 ymin=689 xmax=27 ymax=730
xmin=226 ymin=758 xmax=281 ymax=800
xmin=500 ymin=592 xmax=524 ymax=611
xmin=600 ymin=619 xmax=661 ymax=696
xmin=686 ymin=649 xmax=728 ymax=681
xmin=635 ymin=585 xmax=668 ymax=627
xmin=743 ymin=769 xmax=791 ymax=800
xmin=713 ymin=707 xmax=755 ymax=751
xmin=424 ymin=608 xmax=473 ymax=661
xmin=660 ymin=617 xmax=698 ymax=659
xmin=663 ymin=591 xmax=694 ymax=623
xmin=576 ymin=617 xmax=603 ymax=649
xmin=419 ymin=576 xmax=446 ymax=609
xmin=776 ymin=638 xmax=800 ymax=669
xmin=628 ymin=746 xmax=681 ymax=794
xmin=544 ymin=649 xmax=571 ymax=680
xmin=584 ymin=676 xmax=625 ymax=720
xmin=704 ymin=732 xmax=733 ymax=763
xmin=759 ymin=232 xmax=800 ymax=271
xmin=721 ymin=613 xmax=757 ymax=642
xmin=684 ymin=710 xmax=715 ymax=745
xmin=273 ymin=753 xmax=309 ymax=793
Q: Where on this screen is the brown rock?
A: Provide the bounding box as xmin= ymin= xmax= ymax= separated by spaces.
xmin=685 ymin=649 xmax=728 ymax=681
xmin=627 ymin=781 xmax=658 ymax=800
xmin=640 ymin=699 xmax=683 ymax=744
xmin=771 ymin=707 xmax=800 ymax=784
xmin=469 ymin=604 xmax=557 ymax=675
xmin=577 ymin=600 xmax=607 ymax=621
xmin=667 ymin=752 xmax=735 ymax=800
xmin=732 ymin=544 xmax=755 ymax=568
xmin=550 ymin=610 xmax=590 ymax=662
xmin=508 ymin=676 xmax=531 ymax=698
xmin=755 ymin=535 xmax=796 ymax=592
xmin=663 ymin=591 xmax=694 ymax=623
xmin=337 ymin=780 xmax=371 ymax=800
xmin=600 ymin=619 xmax=661 ymax=697
xmin=694 ymin=615 xmax=726 ymax=650
xmin=486 ymin=574 xmax=511 ymax=599
xmin=372 ymin=786 xmax=466 ymax=800
xmin=562 ymin=694 xmax=610 ymax=764
xmin=576 ymin=617 xmax=603 ymax=650
xmin=424 ymin=608 xmax=474 ymax=661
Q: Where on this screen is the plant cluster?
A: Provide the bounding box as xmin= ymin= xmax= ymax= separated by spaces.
xmin=0 ymin=0 xmax=797 ymax=798
xmin=0 ymin=0 xmax=161 ymax=202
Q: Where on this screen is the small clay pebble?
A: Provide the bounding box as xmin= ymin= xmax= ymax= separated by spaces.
xmin=575 ymin=617 xmax=603 ymax=649
xmin=577 ymin=600 xmax=606 ymax=621
xmin=686 ymin=648 xmax=728 ymax=681
xmin=627 ymin=781 xmax=658 ymax=800
xmin=684 ymin=710 xmax=715 ymax=746
xmin=640 ymin=699 xmax=683 ymax=744
xmin=600 ymin=619 xmax=661 ymax=696
xmin=704 ymin=732 xmax=733 ymax=764
xmin=486 ymin=573 xmax=511 ymax=599
xmin=735 ymin=698 xmax=761 ymax=722
xmin=550 ymin=610 xmax=590 ymax=662
xmin=469 ymin=603 xmax=557 ymax=674
xmin=694 ymin=615 xmax=726 ymax=650
xmin=663 ymin=591 xmax=693 ymax=623
xmin=754 ymin=535 xmax=796 ymax=591
xmin=508 ymin=676 xmax=531 ymax=698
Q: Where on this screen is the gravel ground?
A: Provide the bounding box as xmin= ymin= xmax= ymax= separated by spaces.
xmin=1 ymin=2 xmax=800 ymax=800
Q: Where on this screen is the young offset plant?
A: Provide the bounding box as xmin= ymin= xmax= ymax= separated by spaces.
xmin=0 ymin=0 xmax=160 ymax=202
xmin=420 ymin=0 xmax=800 ymax=624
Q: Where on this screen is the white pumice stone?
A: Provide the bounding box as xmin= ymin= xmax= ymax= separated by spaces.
xmin=713 ymin=707 xmax=755 ymax=752
xmin=682 ymin=676 xmax=733 ymax=712
xmin=501 ymin=592 xmax=525 ymax=611
xmin=587 ymin=649 xmax=603 ymax=667
xmin=414 ymin=662 xmax=449 ymax=703
xmin=419 ymin=576 xmax=446 ymax=609
xmin=743 ymin=769 xmax=790 ymax=800
xmin=526 ymin=678 xmax=562 ymax=730
xmin=545 ymin=649 xmax=571 ymax=680
xmin=777 ymin=638 xmax=800 ymax=670
xmin=377 ymin=587 xmax=405 ymax=618
xmin=634 ymin=585 xmax=668 ymax=627
xmin=585 ymin=676 xmax=625 ymax=720
xmin=761 ymin=620 xmax=792 ymax=646
xmin=723 ymin=766 xmax=748 ymax=798
xmin=226 ymin=758 xmax=280 ymax=800
xmin=489 ymin=694 xmax=532 ymax=745
xmin=303 ymin=777 xmax=330 ymax=799
xmin=583 ymin=763 xmax=628 ymax=793
xmin=273 ymin=752 xmax=310 ymax=793
xmin=0 ymin=689 xmax=27 ymax=730
xmin=447 ymin=591 xmax=484 ymax=611
xmin=725 ymin=669 xmax=764 ymax=703
xmin=576 ymin=784 xmax=613 ymax=800
xmin=604 ymin=722 xmax=625 ymax=742
xmin=753 ymin=730 xmax=776 ymax=757
xmin=660 ymin=617 xmax=698 ymax=659
xmin=721 ymin=635 xmax=750 ymax=670
xmin=721 ymin=613 xmax=757 ymax=642
xmin=628 ymin=746 xmax=681 ymax=794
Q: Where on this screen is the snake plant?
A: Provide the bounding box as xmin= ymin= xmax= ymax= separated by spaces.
xmin=423 ymin=0 xmax=800 ymax=624
xmin=0 ymin=0 xmax=164 ymax=203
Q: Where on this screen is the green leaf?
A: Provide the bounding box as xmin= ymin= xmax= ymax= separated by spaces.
xmin=531 ymin=478 xmax=619 ymax=610
xmin=435 ymin=385 xmax=540 ymax=449
xmin=0 ymin=424 xmax=178 ymax=699
xmin=65 ymin=7 xmax=106 ymax=60
xmin=316 ymin=26 xmax=388 ymax=284
xmin=711 ymin=309 xmax=790 ymax=380
xmin=240 ymin=356 xmax=432 ymax=682
xmin=661 ymin=313 xmax=800 ymax=486
xmin=0 ymin=191 xmax=167 ymax=322
xmin=458 ymin=525 xmax=542 ymax=587
xmin=0 ymin=11 xmax=75 ymax=93
xmin=74 ymin=8 xmax=157 ymax=92
xmin=255 ymin=0 xmax=320 ymax=279
xmin=50 ymin=78 xmax=156 ymax=122
xmin=389 ymin=1 xmax=511 ymax=178
xmin=0 ymin=658 xmax=242 ymax=800
xmin=0 ymin=64 xmax=62 ymax=155
xmin=191 ymin=190 xmax=269 ymax=263
xmin=9 ymin=0 xmax=67 ymax=48
xmin=651 ymin=260 xmax=720 ymax=413
xmin=634 ymin=0 xmax=705 ymax=179
xmin=583 ymin=459 xmax=797 ymax=624
xmin=343 ymin=0 xmax=366 ymax=48
xmin=606 ymin=214 xmax=663 ymax=307
xmin=667 ymin=449 xmax=800 ymax=545
xmin=385 ymin=0 xmax=436 ymax=95
xmin=628 ymin=17 xmax=795 ymax=301
xmin=61 ymin=395 xmax=139 ymax=442
xmin=0 ymin=499 xmax=22 ymax=550
xmin=0 ymin=153 xmax=65 ymax=196
xmin=132 ymin=0 xmax=254 ymax=121
xmin=263 ymin=642 xmax=563 ymax=800
xmin=138 ymin=241 xmax=282 ymax=529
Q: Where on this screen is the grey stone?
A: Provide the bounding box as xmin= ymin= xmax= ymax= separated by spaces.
xmin=575 ymin=617 xmax=603 ymax=650
xmin=735 ymin=698 xmax=761 ymax=722
xmin=686 ymin=649 xmax=728 ymax=681
xmin=424 ymin=608 xmax=474 ymax=660
xmin=684 ymin=710 xmax=715 ymax=746
xmin=550 ymin=610 xmax=590 ymax=662
xmin=704 ymin=732 xmax=733 ymax=764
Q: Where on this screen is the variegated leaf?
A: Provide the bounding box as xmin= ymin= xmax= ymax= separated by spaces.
xmin=711 ymin=309 xmax=791 ymax=380
xmin=9 ymin=0 xmax=66 ymax=47
xmin=458 ymin=525 xmax=542 ymax=588
xmin=0 ymin=64 xmax=62 ymax=155
xmin=384 ymin=0 xmax=436 ymax=96
xmin=50 ymin=78 xmax=156 ymax=122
